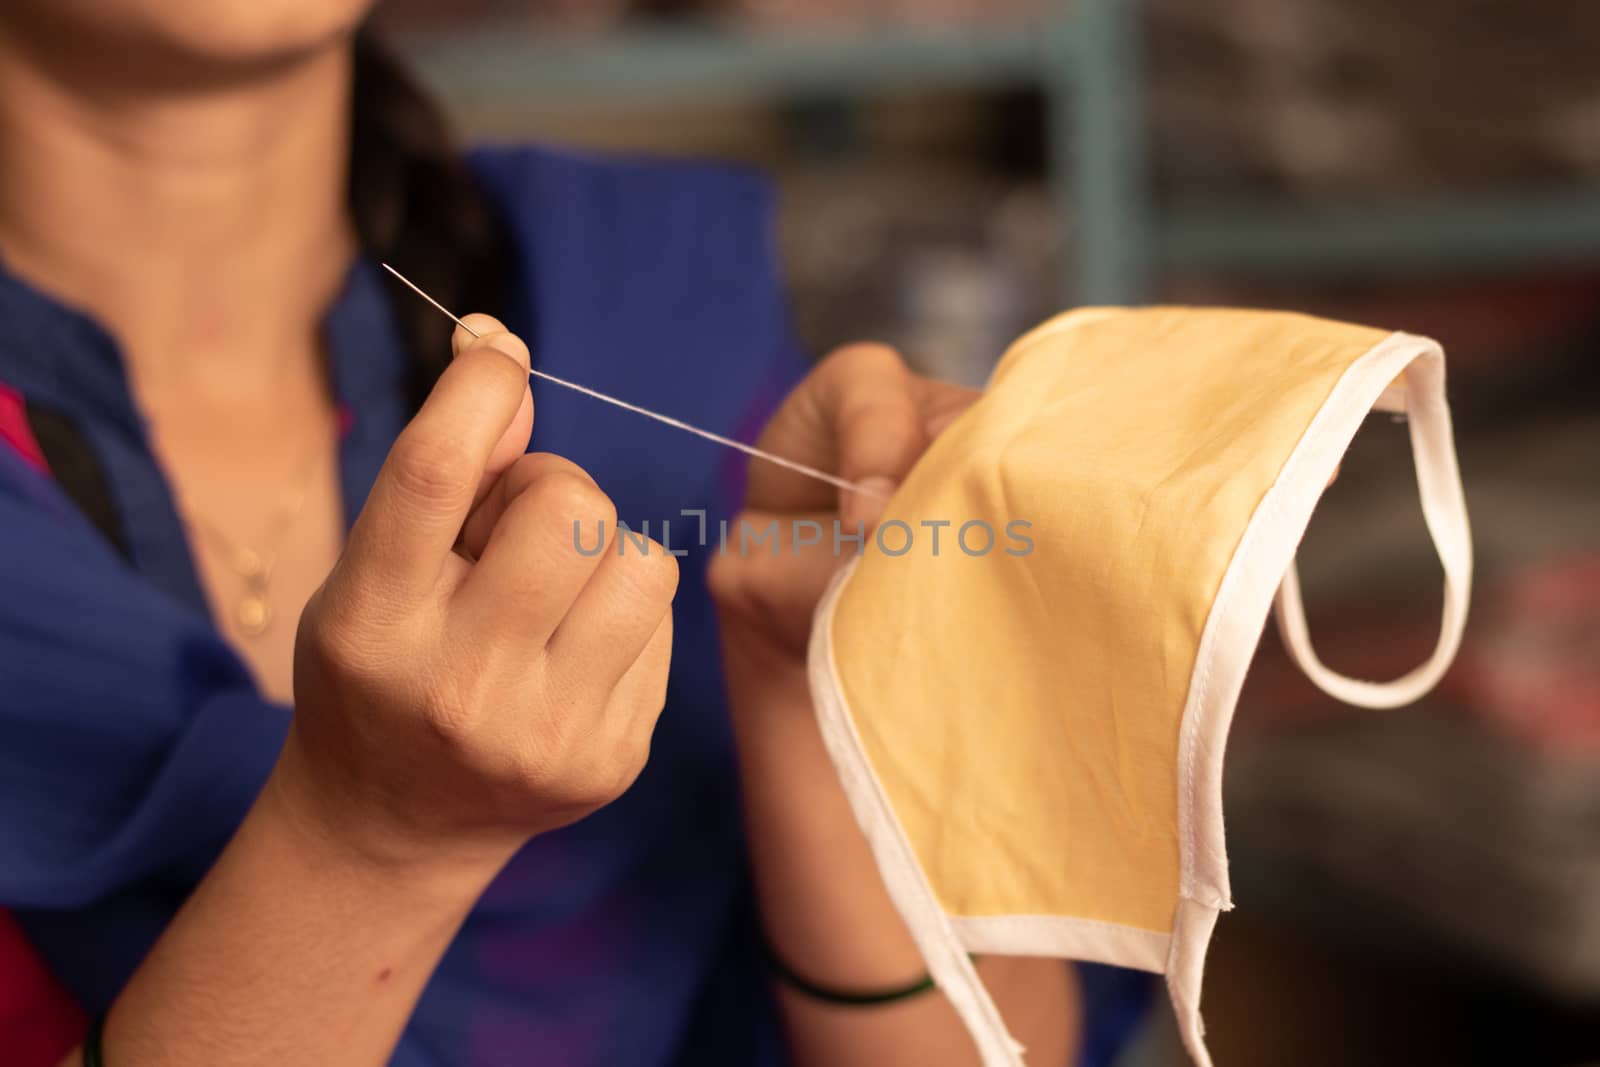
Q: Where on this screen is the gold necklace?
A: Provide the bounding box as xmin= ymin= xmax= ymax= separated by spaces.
xmin=178 ymin=427 xmax=333 ymax=639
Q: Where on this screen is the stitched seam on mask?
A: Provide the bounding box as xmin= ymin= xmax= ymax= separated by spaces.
xmin=955 ymin=912 xmax=1169 ymax=937
xmin=952 ymin=915 xmax=1171 ymax=974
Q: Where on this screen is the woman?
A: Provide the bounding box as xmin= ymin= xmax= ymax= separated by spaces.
xmin=0 ymin=2 xmax=1083 ymax=1064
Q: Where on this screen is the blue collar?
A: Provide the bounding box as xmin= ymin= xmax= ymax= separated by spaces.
xmin=0 ymin=253 xmax=409 ymax=433
xmin=0 ymin=254 xmax=141 ymax=438
xmin=0 ymin=252 xmax=413 ymax=613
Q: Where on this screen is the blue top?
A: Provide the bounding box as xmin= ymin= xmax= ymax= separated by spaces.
xmin=0 ymin=144 xmax=1146 ymax=1066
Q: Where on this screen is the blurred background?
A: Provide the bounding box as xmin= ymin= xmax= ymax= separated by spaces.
xmin=379 ymin=1 xmax=1597 ymax=1063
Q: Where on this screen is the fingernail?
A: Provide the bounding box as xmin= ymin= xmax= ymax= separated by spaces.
xmin=452 ymin=313 xmax=499 ymax=354
xmin=848 ymin=476 xmax=897 ymax=528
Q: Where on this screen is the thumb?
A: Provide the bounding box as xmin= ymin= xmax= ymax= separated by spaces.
xmin=455 ymin=313 xmax=534 ymax=477
xmin=342 ymin=323 xmax=531 ymax=603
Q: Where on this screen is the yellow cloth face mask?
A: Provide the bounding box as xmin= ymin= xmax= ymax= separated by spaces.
xmin=807 ymin=307 xmax=1471 ymax=1066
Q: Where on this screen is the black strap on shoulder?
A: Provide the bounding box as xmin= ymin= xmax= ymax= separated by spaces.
xmin=24 ymin=403 xmax=132 ymax=561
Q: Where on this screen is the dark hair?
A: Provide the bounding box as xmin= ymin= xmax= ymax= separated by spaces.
xmin=347 ymin=31 xmax=517 ymax=411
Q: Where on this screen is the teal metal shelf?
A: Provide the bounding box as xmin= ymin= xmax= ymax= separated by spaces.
xmin=1161 ymin=191 xmax=1600 ymax=276
xmin=400 ymin=0 xmax=1151 ymax=305
xmin=401 ymin=4 xmax=1600 ymax=304
xmin=402 ymin=20 xmax=1054 ymax=102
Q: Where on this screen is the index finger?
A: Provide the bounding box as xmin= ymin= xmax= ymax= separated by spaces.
xmin=343 ymin=331 xmax=532 ymax=603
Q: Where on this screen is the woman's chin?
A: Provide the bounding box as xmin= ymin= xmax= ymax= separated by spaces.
xmin=2 ymin=0 xmax=375 ymax=85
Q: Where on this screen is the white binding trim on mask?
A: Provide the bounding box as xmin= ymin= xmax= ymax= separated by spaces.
xmin=1272 ymin=353 xmax=1472 ymax=709
xmin=1171 ymin=331 xmax=1469 ymax=1067
xmin=808 ymin=562 xmax=1025 ymax=1067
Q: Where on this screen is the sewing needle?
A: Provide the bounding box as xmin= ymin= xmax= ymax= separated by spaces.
xmin=381 ymin=263 xmax=887 ymax=502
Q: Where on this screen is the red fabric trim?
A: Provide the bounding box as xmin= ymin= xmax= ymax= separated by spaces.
xmin=0 ymin=910 xmax=85 ymax=1066
xmin=0 ymin=387 xmax=83 ymax=1062
xmin=0 ymin=383 xmax=48 ymax=474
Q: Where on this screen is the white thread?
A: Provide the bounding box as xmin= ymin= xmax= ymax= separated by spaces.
xmin=382 ymin=263 xmax=887 ymax=502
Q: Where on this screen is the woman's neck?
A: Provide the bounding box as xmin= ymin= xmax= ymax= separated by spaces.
xmin=0 ymin=34 xmax=357 ymax=403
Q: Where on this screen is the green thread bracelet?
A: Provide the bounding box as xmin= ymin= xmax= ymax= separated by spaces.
xmin=767 ymin=944 xmax=978 ymax=1007
xmin=82 ymin=1014 xmax=106 ymax=1067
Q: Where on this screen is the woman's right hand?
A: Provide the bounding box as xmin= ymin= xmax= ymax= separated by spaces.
xmin=280 ymin=315 xmax=679 ymax=871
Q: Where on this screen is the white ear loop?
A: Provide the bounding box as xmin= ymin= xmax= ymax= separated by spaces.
xmin=1274 ymin=354 xmax=1473 ymax=709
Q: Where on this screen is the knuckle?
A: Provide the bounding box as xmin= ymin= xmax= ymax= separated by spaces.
xmin=387 ymin=433 xmax=473 ymax=509
xmin=503 ymin=449 xmax=555 ymax=485
xmin=588 ymin=738 xmax=648 ymax=806
xmin=422 ymin=697 xmax=471 ymax=750
xmin=822 ymin=341 xmax=905 ymax=377
xmin=620 ymin=543 xmax=680 ymax=604
xmin=532 ymin=469 xmax=616 ymax=535
xmin=654 ymin=550 xmax=681 ymax=599
xmin=496 ymin=452 xmax=565 ymax=501
xmin=536 ymin=690 xmax=652 ymax=810
xmin=297 ymin=585 xmax=381 ymax=684
xmin=610 ymin=740 xmax=650 ymax=798
xmin=553 ymin=724 xmax=619 ymax=807
xmin=705 ymin=551 xmax=789 ymax=635
xmin=704 ymin=548 xmax=747 ymax=610
xmin=626 ymin=670 xmax=671 ymax=733
xmin=540 ymin=682 xmax=599 ymax=750
xmin=421 ymin=665 xmax=490 ymax=750
xmin=317 ymin=559 xmax=414 ymax=638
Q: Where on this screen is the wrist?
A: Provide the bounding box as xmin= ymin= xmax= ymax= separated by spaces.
xmin=266 ymin=728 xmax=519 ymax=896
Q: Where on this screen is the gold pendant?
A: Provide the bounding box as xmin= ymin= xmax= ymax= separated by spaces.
xmin=237 ymin=595 xmax=272 ymax=637
xmin=235 ymin=548 xmax=265 ymax=580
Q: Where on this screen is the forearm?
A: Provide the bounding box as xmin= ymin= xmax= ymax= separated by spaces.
xmin=60 ymin=739 xmax=511 ymax=1067
xmin=727 ymin=641 xmax=1079 ymax=1067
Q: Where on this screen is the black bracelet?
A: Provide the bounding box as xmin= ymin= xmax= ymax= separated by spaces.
xmin=83 ymin=1014 xmax=106 ymax=1067
xmin=766 ymin=943 xmax=976 ymax=1007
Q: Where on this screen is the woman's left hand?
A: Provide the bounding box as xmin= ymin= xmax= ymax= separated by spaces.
xmin=707 ymin=346 xmax=1075 ymax=1067
xmin=708 ymin=343 xmax=976 ymax=673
